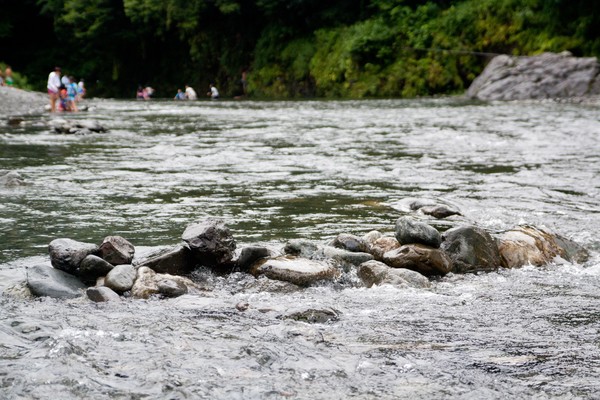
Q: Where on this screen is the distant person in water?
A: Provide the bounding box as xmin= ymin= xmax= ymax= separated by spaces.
xmin=174 ymin=89 xmax=186 ymax=100
xmin=4 ymin=66 xmax=13 ymax=86
xmin=47 ymin=67 xmax=62 ymax=112
xmin=185 ymin=85 xmax=197 ymax=100
xmin=61 ymin=73 xmax=70 ymax=87
xmin=207 ymin=83 xmax=219 ymax=100
xmin=77 ymin=79 xmax=86 ymax=100
xmin=66 ymin=76 xmax=78 ymax=112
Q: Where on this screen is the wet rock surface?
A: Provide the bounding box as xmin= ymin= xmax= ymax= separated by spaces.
xmin=182 ymin=218 xmax=236 ymax=266
xmin=441 ymin=226 xmax=503 ymax=273
xmin=358 ymin=260 xmax=431 ymax=289
xmin=86 ymin=286 xmax=121 ymax=302
xmin=98 ymin=236 xmax=135 ymax=265
xmin=26 ymin=264 xmax=86 ymax=299
xmin=104 ymin=264 xmax=136 ymax=293
xmin=383 ymin=244 xmax=453 ymax=276
xmin=250 ymin=256 xmax=339 ymax=286
xmin=395 ymin=216 xmax=442 ymax=248
xmin=48 ymin=238 xmax=99 ymax=275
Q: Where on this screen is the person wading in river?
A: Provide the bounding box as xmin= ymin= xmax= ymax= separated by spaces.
xmin=47 ymin=67 xmax=61 ymax=113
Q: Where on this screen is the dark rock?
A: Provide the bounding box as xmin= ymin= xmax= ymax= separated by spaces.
xmin=441 ymin=226 xmax=502 ymax=273
xmin=283 ymin=239 xmax=320 ymax=258
xmin=249 ymin=256 xmax=339 ymax=286
xmin=133 ymin=244 xmax=195 ymax=275
xmin=98 ymin=236 xmax=135 ymax=265
xmin=78 ymin=255 xmax=114 ymax=284
xmin=104 ymin=264 xmax=136 ymax=293
xmin=358 ymin=260 xmax=431 ymax=288
xmin=383 ymin=244 xmax=452 ymax=276
xmin=27 ymin=264 xmax=86 ymax=299
xmin=329 ymin=233 xmax=370 ymax=253
xmin=7 ymin=116 xmax=24 ymax=126
xmin=283 ymin=308 xmax=339 ymax=323
xmin=49 ymin=119 xmax=108 ymax=134
xmin=496 ymin=225 xmax=590 ymax=268
xmin=368 ymin=237 xmax=401 ymax=261
xmin=48 ymin=238 xmax=99 ymax=275
xmin=467 ymin=52 xmax=600 ymax=101
xmin=181 ymin=218 xmax=236 ymax=266
xmin=322 ymin=246 xmax=374 ymax=271
xmin=419 ymin=205 xmax=461 ymax=219
xmin=395 ymin=216 xmax=442 ymax=248
xmin=87 ymin=286 xmax=121 ymax=302
xmin=156 ymin=278 xmax=188 ymax=298
xmin=236 ymin=246 xmax=273 ymax=270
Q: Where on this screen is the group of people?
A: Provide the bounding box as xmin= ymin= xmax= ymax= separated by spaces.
xmin=136 ymin=86 xmax=155 ymax=100
xmin=0 ymin=66 xmax=13 ymax=86
xmin=173 ymin=83 xmax=219 ymax=100
xmin=47 ymin=66 xmax=86 ymax=112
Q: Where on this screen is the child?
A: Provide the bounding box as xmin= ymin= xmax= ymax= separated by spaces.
xmin=58 ymin=85 xmax=68 ymax=111
xmin=67 ymin=76 xmax=78 ymax=112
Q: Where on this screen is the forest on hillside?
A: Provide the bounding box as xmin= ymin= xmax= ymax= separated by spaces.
xmin=1 ymin=0 xmax=599 ymax=98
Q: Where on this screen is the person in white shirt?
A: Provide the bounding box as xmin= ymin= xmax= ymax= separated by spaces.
xmin=47 ymin=67 xmax=62 ymax=113
xmin=185 ymin=85 xmax=197 ymax=100
xmin=208 ymin=83 xmax=219 ymax=100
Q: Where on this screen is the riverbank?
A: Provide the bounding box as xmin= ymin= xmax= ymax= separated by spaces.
xmin=0 ymin=86 xmax=47 ymax=118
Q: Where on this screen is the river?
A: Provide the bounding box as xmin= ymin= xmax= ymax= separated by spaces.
xmin=1 ymin=98 xmax=599 ymax=399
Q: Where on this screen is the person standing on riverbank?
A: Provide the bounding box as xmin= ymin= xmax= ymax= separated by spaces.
xmin=185 ymin=85 xmax=197 ymax=100
xmin=207 ymin=83 xmax=219 ymax=100
xmin=47 ymin=67 xmax=61 ymax=112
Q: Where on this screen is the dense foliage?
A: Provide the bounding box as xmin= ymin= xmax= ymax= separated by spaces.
xmin=0 ymin=0 xmax=598 ymax=98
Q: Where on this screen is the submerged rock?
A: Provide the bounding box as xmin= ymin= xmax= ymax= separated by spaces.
xmin=131 ymin=266 xmax=197 ymax=299
xmin=27 ymin=264 xmax=86 ymax=299
xmin=87 ymin=286 xmax=121 ymax=302
xmin=322 ymin=246 xmax=374 ymax=271
xmin=283 ymin=308 xmax=339 ymax=323
xmin=49 ymin=119 xmax=108 ymax=134
xmin=48 ymin=238 xmax=99 ymax=275
xmin=441 ymin=226 xmax=503 ymax=273
xmin=283 ymin=239 xmax=320 ymax=258
xmin=395 ymin=217 xmax=442 ymax=248
xmin=329 ymin=233 xmax=370 ymax=253
xmin=250 ymin=256 xmax=339 ymax=286
xmin=383 ymin=244 xmax=452 ymax=276
xmin=497 ymin=225 xmax=590 ymax=268
xmin=419 ymin=205 xmax=461 ymax=219
xmin=181 ymin=218 xmax=236 ymax=266
xmin=133 ymin=244 xmax=196 ymax=275
xmin=98 ymin=236 xmax=135 ymax=265
xmin=357 ymin=260 xmax=431 ymax=289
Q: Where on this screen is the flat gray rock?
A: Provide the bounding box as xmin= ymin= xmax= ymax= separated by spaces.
xmin=27 ymin=264 xmax=86 ymax=299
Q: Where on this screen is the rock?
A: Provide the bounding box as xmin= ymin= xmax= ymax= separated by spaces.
xmin=249 ymin=256 xmax=339 ymax=286
xmin=78 ymin=255 xmax=114 ymax=284
xmin=329 ymin=233 xmax=370 ymax=253
xmin=236 ymin=246 xmax=273 ymax=270
xmin=419 ymin=205 xmax=461 ymax=219
xmin=383 ymin=244 xmax=452 ymax=276
xmin=362 ymin=230 xmax=383 ymax=245
xmin=496 ymin=225 xmax=589 ymax=268
xmin=322 ymin=246 xmax=374 ymax=271
xmin=27 ymin=264 xmax=86 ymax=299
xmin=131 ymin=267 xmax=197 ymax=299
xmin=283 ymin=239 xmax=320 ymax=258
xmin=48 ymin=238 xmax=99 ymax=275
xmin=86 ymin=286 xmax=121 ymax=302
xmin=49 ymin=119 xmax=108 ymax=134
xmin=0 ymin=86 xmax=47 ymax=118
xmin=104 ymin=264 xmax=136 ymax=293
xmin=441 ymin=226 xmax=503 ymax=273
xmin=98 ymin=236 xmax=135 ymax=265
xmin=181 ymin=218 xmax=236 ymax=266
xmin=467 ymin=52 xmax=600 ymax=101
xmin=236 ymin=301 xmax=250 ymax=311
xmin=358 ymin=260 xmax=431 ymax=289
xmin=7 ymin=116 xmax=24 ymax=126
xmin=395 ymin=216 xmax=442 ymax=248
xmin=133 ymin=244 xmax=196 ymax=275
xmin=0 ymin=171 xmax=26 ymax=186
xmin=368 ymin=236 xmax=401 ymax=261
xmin=283 ymin=308 xmax=339 ymax=323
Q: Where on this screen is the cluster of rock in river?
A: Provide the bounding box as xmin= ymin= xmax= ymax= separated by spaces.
xmin=26 ymin=212 xmax=590 ymax=302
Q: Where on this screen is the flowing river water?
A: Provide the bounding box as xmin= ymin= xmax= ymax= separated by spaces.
xmin=0 ymin=98 xmax=599 ymax=399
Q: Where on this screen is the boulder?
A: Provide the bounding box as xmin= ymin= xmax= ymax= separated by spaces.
xmin=441 ymin=226 xmax=503 ymax=273
xmin=383 ymin=244 xmax=452 ymax=276
xmin=181 ymin=218 xmax=236 ymax=266
xmin=419 ymin=205 xmax=461 ymax=219
xmin=78 ymin=254 xmax=114 ymax=284
xmin=467 ymin=52 xmax=600 ymax=101
xmin=283 ymin=308 xmax=340 ymax=323
xmin=329 ymin=233 xmax=370 ymax=253
xmin=497 ymin=225 xmax=590 ymax=268
xmin=133 ymin=244 xmax=196 ymax=275
xmin=27 ymin=264 xmax=86 ymax=299
xmin=131 ymin=267 xmax=197 ymax=299
xmin=283 ymin=239 xmax=320 ymax=258
xmin=395 ymin=216 xmax=442 ymax=248
xmin=362 ymin=230 xmax=383 ymax=245
xmin=368 ymin=236 xmax=401 ymax=261
xmin=48 ymin=238 xmax=99 ymax=275
xmin=357 ymin=260 xmax=431 ymax=289
xmin=86 ymin=286 xmax=121 ymax=302
xmin=105 ymin=264 xmax=136 ymax=293
xmin=236 ymin=245 xmax=274 ymax=270
xmin=98 ymin=236 xmax=135 ymax=265
xmin=322 ymin=246 xmax=374 ymax=271
xmin=249 ymin=256 xmax=339 ymax=286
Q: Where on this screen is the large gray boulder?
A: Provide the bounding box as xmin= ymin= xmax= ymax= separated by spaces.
xmin=441 ymin=226 xmax=503 ymax=273
xmin=105 ymin=264 xmax=137 ymax=293
xmin=329 ymin=233 xmax=370 ymax=253
xmin=383 ymin=244 xmax=452 ymax=276
xmin=467 ymin=52 xmax=600 ymax=100
xmin=358 ymin=260 xmax=431 ymax=289
xmin=48 ymin=238 xmax=99 ymax=275
xmin=181 ymin=218 xmax=236 ymax=266
xmin=27 ymin=264 xmax=86 ymax=299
